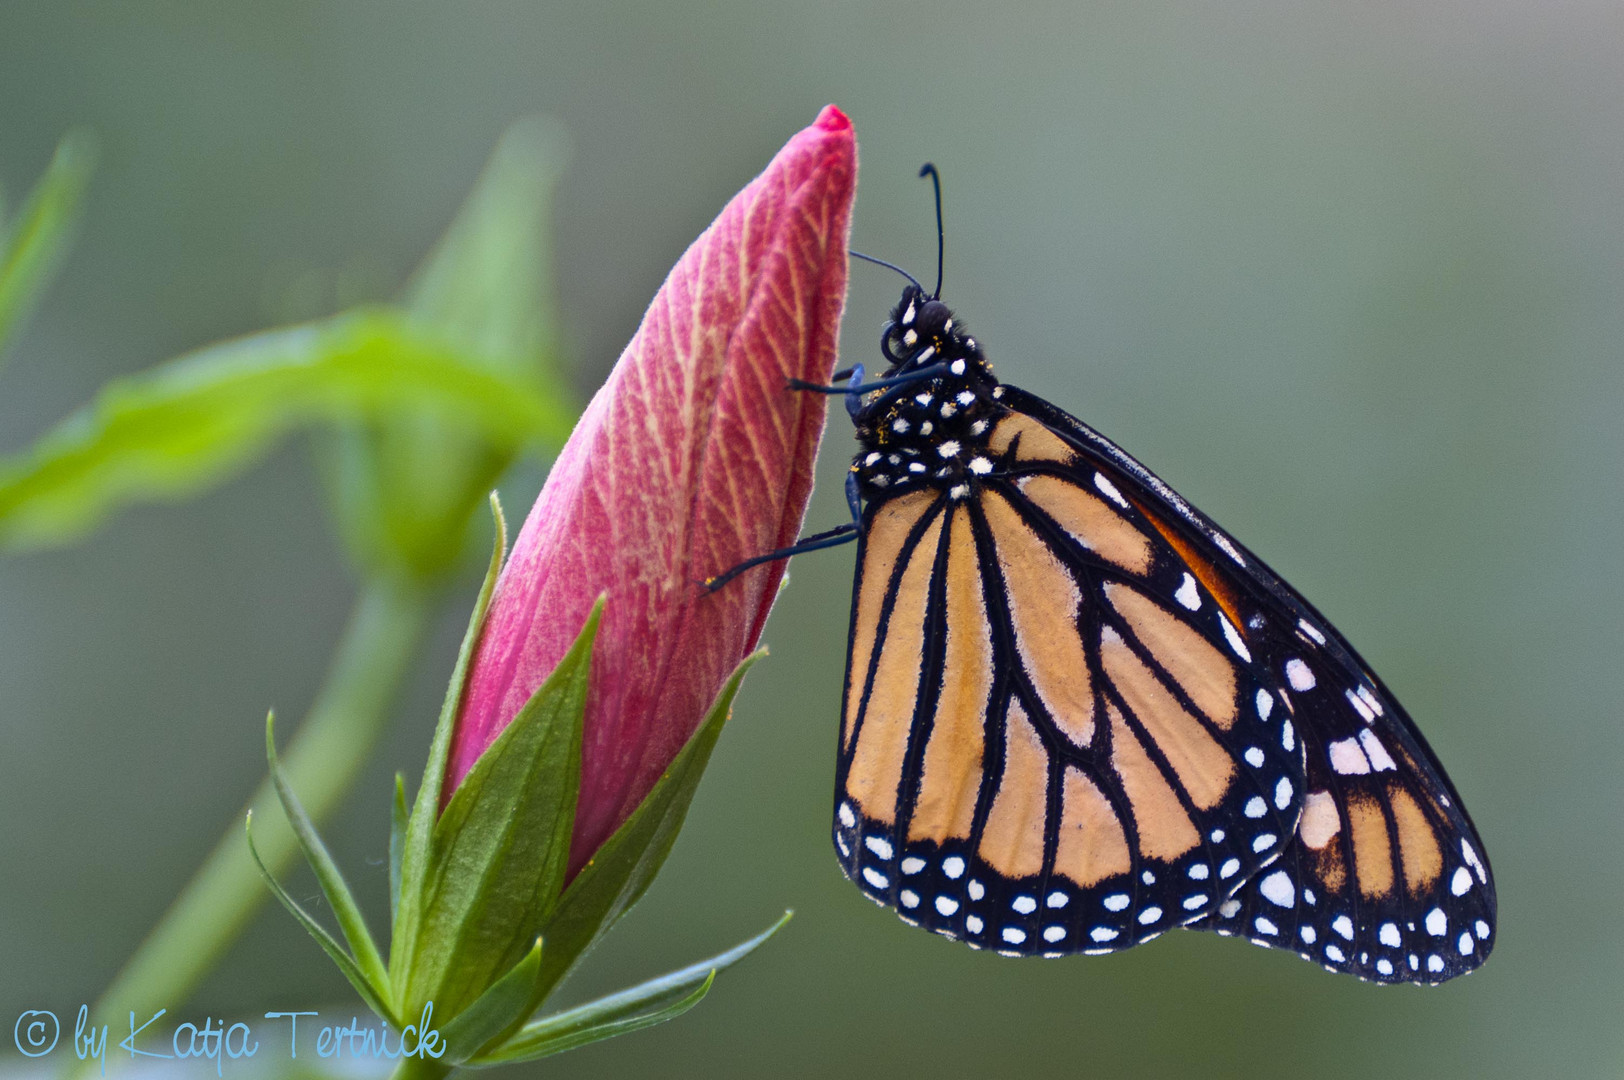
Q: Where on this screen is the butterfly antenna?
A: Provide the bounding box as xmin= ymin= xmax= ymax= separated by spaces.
xmin=919 ymin=162 xmax=944 ymax=298
xmin=849 ymin=249 xmax=925 ymax=293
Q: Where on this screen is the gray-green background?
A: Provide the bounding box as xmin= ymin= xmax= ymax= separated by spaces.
xmin=1 ymin=2 xmax=1616 ymax=1076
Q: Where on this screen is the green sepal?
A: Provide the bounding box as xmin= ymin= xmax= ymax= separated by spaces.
xmin=436 ymin=937 xmax=544 ymax=1065
xmin=397 ymin=597 xmax=601 ymax=1020
xmin=245 ymin=811 xmax=397 ymax=1025
xmin=392 ymin=493 xmax=507 ymax=999
xmin=468 ymin=911 xmax=790 ymax=1067
xmin=527 ymin=649 xmax=765 ymax=1010
xmin=264 ymin=713 xmax=391 ymax=1002
xmin=390 ymin=772 xmax=408 ymax=920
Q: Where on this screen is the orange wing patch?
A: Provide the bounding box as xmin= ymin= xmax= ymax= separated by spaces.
xmin=1389 ymin=784 xmax=1443 ymax=895
xmin=1104 ymin=582 xmax=1238 ymax=729
xmin=845 ymin=507 xmax=946 ymax=824
xmin=909 ymin=507 xmax=992 ymax=844
xmin=987 ymin=413 xmax=1077 ymax=464
xmin=1128 ymin=495 xmax=1249 ymax=635
xmin=1017 ymin=474 xmax=1153 ymax=575
xmin=1099 ymin=625 xmax=1233 ymax=810
xmin=1346 ymin=792 xmax=1396 ymax=899
xmin=978 ymin=699 xmax=1050 ymax=879
xmin=983 ymin=490 xmax=1095 ymax=749
xmin=1107 ymin=701 xmax=1200 ymax=861
xmin=1055 ymin=766 xmax=1131 ymax=887
xmin=845 ymin=491 xmax=937 ymax=749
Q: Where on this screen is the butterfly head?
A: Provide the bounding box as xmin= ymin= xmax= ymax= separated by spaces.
xmin=882 ymin=284 xmax=982 ymax=376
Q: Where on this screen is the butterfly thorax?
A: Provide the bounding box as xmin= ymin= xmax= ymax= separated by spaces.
xmin=850 ymin=286 xmax=1005 ymax=502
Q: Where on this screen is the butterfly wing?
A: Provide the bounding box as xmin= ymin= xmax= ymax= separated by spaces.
xmin=833 ymin=400 xmax=1305 ymax=955
xmin=1000 ymin=387 xmax=1497 ymax=982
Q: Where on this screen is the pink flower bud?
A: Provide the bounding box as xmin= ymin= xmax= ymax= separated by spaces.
xmin=446 ymin=106 xmax=857 ymax=876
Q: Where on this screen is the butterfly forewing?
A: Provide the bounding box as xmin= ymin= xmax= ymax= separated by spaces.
xmin=834 ymin=400 xmax=1306 ymax=956
xmin=999 ymin=387 xmax=1496 ymax=981
xmin=1192 ymin=642 xmax=1497 ymax=982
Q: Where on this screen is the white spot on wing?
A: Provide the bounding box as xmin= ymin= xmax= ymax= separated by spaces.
xmin=1259 ymin=870 xmax=1294 ymax=907
xmin=838 ymin=802 xmax=856 ymax=828
xmin=1379 ymin=922 xmax=1401 ymax=947
xmin=1332 ymin=914 xmax=1354 ymax=941
xmin=865 ymin=836 xmax=893 ymax=860
xmin=1328 ymin=738 xmax=1371 ymax=775
xmin=900 ymin=889 xmax=920 ymax=908
xmin=1286 ymin=658 xmax=1316 ymax=691
xmin=862 ymin=867 xmax=888 ymax=889
xmin=1425 ymin=908 xmax=1447 ymax=936
xmin=1012 ymin=895 xmax=1037 ymax=915
xmin=1358 ymin=729 xmax=1397 ymax=772
xmin=1245 ymin=796 xmax=1266 ymax=818
xmin=942 ymin=855 xmax=966 ymax=878
xmin=1345 ymin=688 xmax=1376 ymax=723
xmin=1255 ymin=916 xmax=1279 ymax=936
xmin=1093 ymin=473 xmax=1129 ymax=508
xmin=1043 ymin=925 xmax=1066 ymax=943
xmin=1256 ymin=689 xmax=1274 ymax=721
xmin=1451 ymin=867 xmax=1472 ymax=896
xmin=1138 ymin=907 xmax=1163 ymax=925
xmin=1175 ymin=574 xmax=1200 ymax=611
xmin=1002 ymin=927 xmax=1026 ymax=945
xmin=1298 ymin=619 xmax=1326 ymax=644
xmin=935 ymin=895 xmax=959 ymax=916
xmin=1091 ymin=926 xmax=1119 ymax=942
xmin=968 ymin=879 xmax=985 ymax=900
xmin=1103 ymin=893 xmax=1129 ymax=912
xmin=1221 ymin=616 xmax=1252 ymax=662
xmin=1275 ymin=776 xmax=1293 ymax=810
xmin=1245 ymin=747 xmax=1265 ymax=768
xmin=901 ymin=857 xmax=925 ymax=875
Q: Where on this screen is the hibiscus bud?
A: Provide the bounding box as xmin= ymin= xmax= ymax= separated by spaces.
xmin=447 ymin=105 xmax=857 ymax=875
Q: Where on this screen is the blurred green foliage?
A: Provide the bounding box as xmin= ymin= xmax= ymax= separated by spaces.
xmin=0 ymin=131 xmax=94 ymax=365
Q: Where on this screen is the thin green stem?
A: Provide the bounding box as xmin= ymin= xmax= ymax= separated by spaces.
xmin=76 ymin=577 xmax=435 ymax=1072
xmin=389 ymin=1052 xmax=454 ymax=1080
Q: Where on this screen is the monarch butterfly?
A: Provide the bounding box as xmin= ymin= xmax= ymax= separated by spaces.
xmin=708 ymin=165 xmax=1495 ymax=984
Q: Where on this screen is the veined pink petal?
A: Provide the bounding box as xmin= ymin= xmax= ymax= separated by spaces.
xmin=447 ymin=106 xmax=857 ymax=876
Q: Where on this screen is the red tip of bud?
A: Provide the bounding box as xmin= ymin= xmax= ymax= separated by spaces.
xmin=814 ymin=104 xmax=851 ymax=132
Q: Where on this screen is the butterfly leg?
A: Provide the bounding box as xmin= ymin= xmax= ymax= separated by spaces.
xmin=702 ymin=473 xmax=864 ymax=592
xmin=787 ymin=361 xmax=952 ymax=418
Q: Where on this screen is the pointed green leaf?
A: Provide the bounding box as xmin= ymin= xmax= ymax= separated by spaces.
xmin=0 ymin=312 xmax=572 ymax=551
xmin=399 ymin=598 xmax=601 ymax=1020
xmin=436 ymin=938 xmax=543 ymax=1065
xmin=529 ymin=650 xmax=764 ymax=1007
xmin=469 ymin=912 xmax=790 ymax=1067
xmin=0 ymin=129 xmax=95 ymax=360
xmin=390 ymin=773 xmax=409 ymax=921
xmin=265 ymin=714 xmax=390 ymax=998
xmin=406 ymin=117 xmax=566 ymax=377
xmin=246 ymin=812 xmax=396 ymax=1024
xmin=392 ymin=493 xmax=506 ymax=998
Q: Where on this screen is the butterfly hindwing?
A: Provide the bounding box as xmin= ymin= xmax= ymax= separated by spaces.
xmin=834 ymin=399 xmax=1307 ymax=955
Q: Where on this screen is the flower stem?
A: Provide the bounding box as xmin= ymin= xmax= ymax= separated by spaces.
xmin=76 ymin=577 xmax=435 ymax=1068
xmin=389 ymin=1054 xmax=454 ymax=1080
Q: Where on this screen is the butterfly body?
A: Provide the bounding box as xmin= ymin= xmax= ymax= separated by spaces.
xmin=827 ymin=282 xmax=1495 ymax=981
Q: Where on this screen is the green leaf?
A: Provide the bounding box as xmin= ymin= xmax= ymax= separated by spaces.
xmin=529 ymin=650 xmax=765 ymax=1009
xmin=406 ymin=116 xmax=567 ymax=374
xmin=436 ymin=938 xmax=544 ymax=1065
xmin=0 ymin=130 xmax=95 ymax=361
xmin=246 ymin=811 xmax=396 ymax=1024
xmin=390 ymin=773 xmax=409 ymax=921
xmin=0 ymin=310 xmax=573 ymax=551
xmin=264 ymin=713 xmax=391 ymax=1002
xmin=392 ymin=493 xmax=507 ymax=999
xmin=321 ymin=117 xmax=572 ymax=582
xmin=469 ymin=912 xmax=790 ymax=1067
xmin=398 ymin=597 xmax=602 ymax=1020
